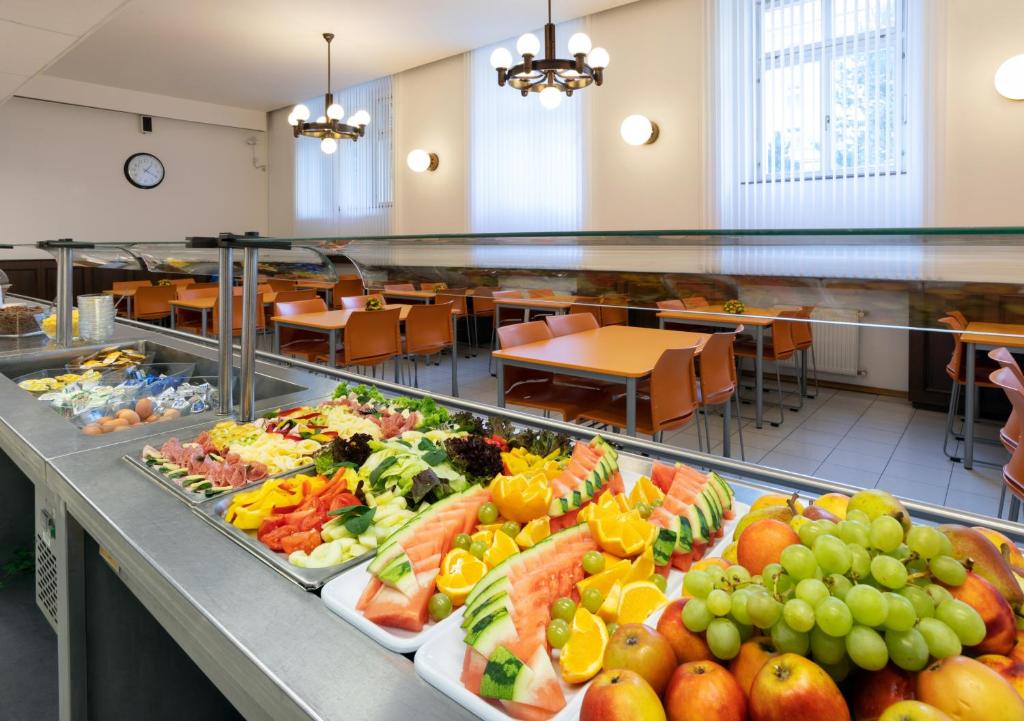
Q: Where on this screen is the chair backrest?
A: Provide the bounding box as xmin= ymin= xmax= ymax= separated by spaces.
xmin=271 ymin=289 xmax=317 ymax=305
xmin=497 ymin=321 xmax=553 ymax=387
xmin=939 ymin=315 xmax=966 ymax=380
xmin=177 ymin=286 xmax=218 ymax=300
xmin=526 ymin=288 xmax=555 ymax=298
xmin=791 ymin=306 xmax=815 ymax=347
xmin=990 ymin=348 xmax=1024 ymax=453
xmin=650 ymin=346 xmax=700 ymax=430
xmin=133 ymin=284 xmax=177 ymax=317
xmin=991 ymin=367 xmax=1024 ymax=495
xmin=699 ymin=326 xmax=744 ymax=404
xmin=333 ymin=278 xmax=364 ymax=305
xmin=186 ymin=281 xmax=219 ymax=290
xmin=266 ymin=278 xmax=296 ymax=292
xmin=343 ymin=308 xmax=402 ymax=365
xmin=165 ymin=278 xmax=194 ymax=287
xmin=273 ymin=298 xmax=327 ymax=348
xmin=567 ymin=304 xmax=600 ymax=322
xmin=990 ymin=347 xmax=1024 ymax=384
xmin=384 ymin=283 xmax=416 ymax=291
xmin=112 ymin=280 xmax=153 ymax=291
xmin=340 ymin=293 xmax=384 ymax=310
xmin=945 ymin=309 xmax=969 ymax=327
xmin=770 ymin=310 xmax=801 ymax=358
xmin=493 ymin=289 xmax=525 ymax=322
xmin=420 ymin=282 xmax=448 ymax=291
xmin=437 ymin=291 xmax=468 ymax=315
xmin=274 ymin=298 xmax=327 ymax=318
xmin=657 ymin=299 xmax=686 ymax=310
xmin=546 ymin=312 xmax=599 ymax=337
xmin=470 ymin=287 xmax=498 ymax=314
xmin=406 ymin=302 xmax=454 ymax=355
xmin=682 ymin=296 xmax=709 ymax=309
xmin=212 ymin=296 xmax=265 ymax=332
xmin=599 ymin=295 xmax=629 ymax=327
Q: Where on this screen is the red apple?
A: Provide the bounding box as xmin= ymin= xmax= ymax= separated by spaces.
xmin=851 ymin=664 xmax=916 ymax=721
xmin=975 ymin=654 xmax=1024 ymax=697
xmin=729 ymin=637 xmax=779 ymax=698
xmin=580 ymin=668 xmax=667 ymax=721
xmin=917 ymin=656 xmax=1024 ymax=721
xmin=749 ymin=653 xmax=851 ymax=721
xmin=603 ymin=624 xmax=677 ymax=695
xmin=949 ymin=572 xmax=1016 ymax=655
xmin=737 ymin=519 xmax=800 ymax=575
xmin=664 ymin=660 xmax=746 ymax=721
xmin=656 ymin=599 xmax=713 ymax=664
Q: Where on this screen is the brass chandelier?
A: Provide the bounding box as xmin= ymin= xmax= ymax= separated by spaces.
xmin=287 ymin=33 xmax=370 ymax=155
xmin=489 ymin=0 xmax=609 ymax=109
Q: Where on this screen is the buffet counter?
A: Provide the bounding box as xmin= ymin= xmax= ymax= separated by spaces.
xmin=2 ymin=314 xmax=1022 ymax=721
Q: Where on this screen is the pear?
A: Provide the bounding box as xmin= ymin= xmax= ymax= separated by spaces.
xmin=940 ymin=525 xmax=1024 ymax=611
xmin=733 ymin=503 xmax=796 ymax=540
xmin=847 ymin=489 xmax=911 ymax=532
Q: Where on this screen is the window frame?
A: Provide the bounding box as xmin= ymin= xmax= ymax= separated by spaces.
xmin=750 ymin=0 xmax=909 ymax=184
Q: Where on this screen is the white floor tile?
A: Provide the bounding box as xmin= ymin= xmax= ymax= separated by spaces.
xmin=876 ymin=476 xmax=949 ymax=505
xmin=759 ymin=451 xmax=822 ymax=476
xmin=823 ymin=449 xmax=890 ymax=473
xmin=812 ymin=461 xmax=881 ymax=489
xmin=881 ymin=459 xmax=953 ymax=486
xmin=845 ymin=424 xmax=905 ymax=444
xmin=944 ymin=490 xmax=1002 ymax=519
xmin=889 ymin=444 xmax=957 ymax=471
xmin=772 ymin=439 xmax=835 ymax=462
xmin=833 ymin=436 xmax=897 ymax=459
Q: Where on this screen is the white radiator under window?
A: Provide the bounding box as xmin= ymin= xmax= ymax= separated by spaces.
xmin=780 ymin=308 xmax=864 ymax=377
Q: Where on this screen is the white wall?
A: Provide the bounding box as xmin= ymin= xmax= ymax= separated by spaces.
xmin=0 ymin=97 xmax=267 ymax=260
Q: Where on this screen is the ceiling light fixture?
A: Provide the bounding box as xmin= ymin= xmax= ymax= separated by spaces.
xmin=288 ymin=33 xmax=370 ymax=154
xmin=406 ymin=149 xmax=439 ymax=173
xmin=620 ymin=115 xmax=659 ymax=146
xmin=489 ymin=0 xmax=609 ymax=107
xmin=995 ymin=54 xmax=1024 ymax=100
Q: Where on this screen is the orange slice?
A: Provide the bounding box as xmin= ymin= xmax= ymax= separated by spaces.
xmin=597 ymin=582 xmax=622 ymax=623
xmin=624 ymin=546 xmax=656 ymax=585
xmin=436 ymin=549 xmax=487 ymax=606
xmin=471 ymin=529 xmax=494 ymax=546
xmin=515 ymin=516 xmax=551 ymax=549
xmin=576 ymin=558 xmax=631 ymax=597
xmin=627 ymin=475 xmax=665 ymax=508
xmin=616 ymin=581 xmax=669 ymax=625
xmin=559 ymin=607 xmax=609 ymax=684
xmin=483 ymin=529 xmax=519 ymax=569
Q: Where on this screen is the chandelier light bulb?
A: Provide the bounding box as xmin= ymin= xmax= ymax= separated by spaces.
xmin=292 ymin=103 xmax=311 ymax=121
xmin=567 ymin=32 xmax=592 ymax=56
xmin=587 ymin=47 xmax=610 ymax=69
xmin=349 ymin=109 xmax=370 ymax=126
xmin=287 ymin=112 xmax=299 ymax=126
xmin=490 ymin=47 xmax=513 ymax=70
xmin=620 ymin=114 xmax=658 ymax=146
xmin=316 ymin=115 xmax=327 ymax=124
xmin=539 ymin=86 xmax=563 ymax=110
xmin=326 ymin=103 xmax=344 ymax=120
xmin=320 ymin=138 xmax=338 ymax=154
xmin=406 ymin=149 xmax=438 ymax=173
xmin=995 ymin=54 xmax=1024 ymax=99
xmin=517 ymin=33 xmax=541 ymax=57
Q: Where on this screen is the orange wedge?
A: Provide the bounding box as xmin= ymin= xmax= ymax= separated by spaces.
xmin=483 ymin=529 xmax=519 ymax=569
xmin=576 ymin=558 xmax=631 ymax=596
xmin=616 ymin=581 xmax=669 ymax=625
xmin=471 ymin=529 xmax=494 ymax=546
xmin=436 ymin=549 xmax=487 ymax=606
xmin=627 ymin=475 xmax=665 ymax=508
xmin=598 ymin=582 xmax=622 ymax=623
xmin=559 ymin=607 xmax=609 ymax=684
xmin=515 ymin=516 xmax=551 ymax=549
xmin=623 ymin=546 xmax=655 ymax=585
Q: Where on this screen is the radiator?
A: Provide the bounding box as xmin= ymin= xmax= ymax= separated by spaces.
xmin=779 ymin=307 xmax=863 ymax=377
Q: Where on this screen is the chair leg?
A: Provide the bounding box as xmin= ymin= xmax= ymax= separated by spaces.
xmin=806 ymin=346 xmax=819 ymax=399
xmin=943 ymin=380 xmax=961 ymax=459
xmin=772 ymin=364 xmax=785 ymax=426
xmin=702 ymin=408 xmax=711 ymax=451
xmin=1010 ymin=494 xmax=1021 ymax=522
xmin=489 ymin=325 xmax=497 ymax=376
xmin=694 ymin=413 xmax=705 ymax=453
xmin=733 ymin=393 xmax=746 ymax=461
xmin=998 ymin=486 xmax=1007 ymax=519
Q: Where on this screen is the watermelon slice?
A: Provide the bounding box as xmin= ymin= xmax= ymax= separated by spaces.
xmin=646 ymin=462 xmax=735 ymax=569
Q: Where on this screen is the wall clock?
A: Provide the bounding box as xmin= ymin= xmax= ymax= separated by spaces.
xmin=124 ymin=153 xmax=165 ymax=189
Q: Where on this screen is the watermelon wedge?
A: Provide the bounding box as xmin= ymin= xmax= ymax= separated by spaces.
xmin=646 ymin=462 xmax=735 ymax=570
xmin=547 ymin=437 xmax=619 ymax=517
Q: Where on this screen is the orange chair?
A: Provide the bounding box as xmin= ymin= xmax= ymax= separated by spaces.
xmin=526 ymin=288 xmax=555 ymax=298
xmin=332 ymin=278 xmax=364 ymax=307
xmin=404 ymin=302 xmax=455 ymax=387
xmin=489 ymin=289 xmax=527 ymax=374
xmin=266 ymin=278 xmax=296 ymax=293
xmin=657 ymin=298 xmax=709 ymax=332
xmin=384 ymin=283 xmax=416 ymax=291
xmin=576 ymin=347 xmax=703 ymax=445
xmin=112 ymin=280 xmax=153 ymax=291
xmin=683 ymin=296 xmax=710 ymax=309
xmin=790 ymin=306 xmax=819 ymax=406
xmin=697 ymin=327 xmax=745 ymax=459
xmin=496 ymin=321 xmax=601 ymax=421
xmin=657 ymin=299 xmax=685 ymax=311
xmin=264 ymin=289 xmax=316 ymax=325
xmin=989 ymin=348 xmax=1024 ymax=516
xmin=163 ymin=278 xmax=194 ymax=288
xmin=599 ymin=295 xmax=629 ymax=327
xmin=209 ymin=295 xmax=266 ymax=338
xmin=185 ymin=281 xmax=219 ymax=290
xmin=419 ymin=282 xmax=448 ymax=291
xmin=130 ymin=284 xmax=177 ymax=324
xmin=940 ymin=314 xmax=1001 ymax=459
xmin=734 ymin=310 xmax=801 ymax=426
xmin=273 ymin=298 xmax=330 ymax=361
xmin=173 ymin=286 xmax=218 ymax=332
xmin=340 ymin=294 xmax=385 ymax=310
xmin=437 ymin=290 xmax=474 ymax=357
xmin=546 ymin=313 xmax=599 ymax=337
xmin=334 ymin=308 xmax=402 ymax=380
xmin=990 ymin=366 xmax=1024 ymax=521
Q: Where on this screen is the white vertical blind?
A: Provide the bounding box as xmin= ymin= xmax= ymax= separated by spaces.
xmin=469 ymin=22 xmax=584 ymax=233
xmin=709 ymin=0 xmax=930 ymax=228
xmin=294 ymin=76 xmax=393 ymax=236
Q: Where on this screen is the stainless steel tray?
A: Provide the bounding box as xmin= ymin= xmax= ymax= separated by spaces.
xmin=122 ymin=453 xmax=314 ymax=506
xmin=192 ymin=477 xmax=371 ymax=591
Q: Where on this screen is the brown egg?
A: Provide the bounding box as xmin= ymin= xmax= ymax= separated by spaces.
xmin=101 ymin=418 xmax=130 ymax=432
xmin=162 ymin=408 xmax=181 ymax=420
xmin=135 ymin=398 xmax=154 ymax=421
xmin=96 ymin=416 xmax=113 ymax=424
xmin=116 ymin=409 xmax=141 ymax=425
xmin=82 ymin=424 xmax=103 ymax=435
xmin=145 ymin=414 xmax=160 ymax=423
xmin=112 ymin=425 xmax=130 ymax=432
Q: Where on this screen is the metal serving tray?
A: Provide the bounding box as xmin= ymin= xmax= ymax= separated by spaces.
xmin=122 ymin=453 xmax=314 ymax=506
xmin=192 ymin=476 xmax=370 ymax=591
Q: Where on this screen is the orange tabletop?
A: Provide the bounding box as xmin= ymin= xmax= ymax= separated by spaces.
xmin=493 ymin=295 xmax=580 ymax=311
xmin=656 ymin=305 xmax=782 ymax=327
xmin=378 ymin=289 xmax=439 ymax=300
xmin=961 ymin=322 xmax=1024 ymax=348
xmin=104 ymin=288 xmax=138 ymax=297
xmin=271 ymin=304 xmax=413 ymax=330
xmin=170 ymin=293 xmax=274 ymax=311
xmin=295 ymin=279 xmax=335 ymax=290
xmin=492 ymin=325 xmax=708 ymax=378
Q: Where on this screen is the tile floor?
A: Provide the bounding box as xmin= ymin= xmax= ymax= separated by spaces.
xmin=357 ymin=347 xmax=1014 ymax=522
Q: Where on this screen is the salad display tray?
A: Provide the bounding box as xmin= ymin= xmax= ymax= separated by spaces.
xmin=192 ymin=478 xmax=369 ymax=591
xmin=122 ymin=454 xmax=314 ymax=506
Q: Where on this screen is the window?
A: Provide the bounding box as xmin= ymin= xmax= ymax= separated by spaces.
xmin=294 ymin=76 xmax=393 ymax=235
xmin=755 ymin=0 xmax=905 ymax=182
xmin=710 ymin=0 xmax=927 ymax=228
xmin=469 ymin=23 xmax=585 ymax=233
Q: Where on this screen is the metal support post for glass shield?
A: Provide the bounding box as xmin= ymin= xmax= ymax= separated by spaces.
xmin=189 ymin=236 xmax=235 ymax=415
xmin=36 ymin=239 xmax=95 ymax=347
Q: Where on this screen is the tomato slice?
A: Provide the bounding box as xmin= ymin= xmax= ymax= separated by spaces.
xmin=280 ymin=529 xmax=321 ymax=555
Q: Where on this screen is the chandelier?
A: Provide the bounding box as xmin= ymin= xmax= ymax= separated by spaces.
xmin=488 ymin=0 xmax=609 ymax=109
xmin=287 ymin=33 xmax=371 ymax=155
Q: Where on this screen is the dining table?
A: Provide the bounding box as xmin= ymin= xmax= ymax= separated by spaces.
xmin=492 ymin=325 xmax=711 ymax=439
xmin=295 ymin=279 xmax=337 ymax=307
xmin=657 ymin=305 xmax=787 ymax=429
xmin=168 ymin=292 xmax=279 ymax=337
xmin=960 ymin=321 xmax=1024 ymax=469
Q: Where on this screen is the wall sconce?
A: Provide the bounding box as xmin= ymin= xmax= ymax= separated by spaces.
xmin=620 ymin=115 xmax=659 ymax=146
xmin=995 ymin=55 xmax=1024 ymax=99
xmin=406 ymin=149 xmax=439 ymax=172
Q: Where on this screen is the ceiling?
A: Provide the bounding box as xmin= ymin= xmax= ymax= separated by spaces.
xmin=43 ymin=0 xmax=638 ymax=112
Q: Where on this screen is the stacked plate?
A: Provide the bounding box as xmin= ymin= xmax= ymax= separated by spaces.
xmin=77 ymin=294 xmax=115 ymax=341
